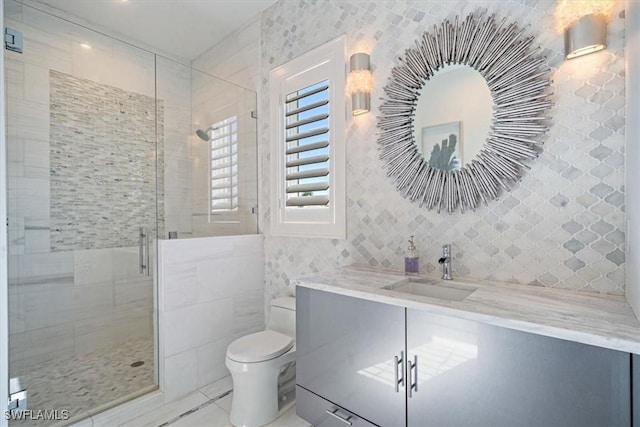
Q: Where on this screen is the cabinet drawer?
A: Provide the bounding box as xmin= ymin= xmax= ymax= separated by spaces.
xmin=296 ymin=385 xmax=378 ymax=427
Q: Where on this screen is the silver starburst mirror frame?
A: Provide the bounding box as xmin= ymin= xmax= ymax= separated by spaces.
xmin=377 ymin=13 xmax=553 ymax=213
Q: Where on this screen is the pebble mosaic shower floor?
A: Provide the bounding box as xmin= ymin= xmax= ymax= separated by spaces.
xmin=10 ymin=338 xmax=155 ymax=427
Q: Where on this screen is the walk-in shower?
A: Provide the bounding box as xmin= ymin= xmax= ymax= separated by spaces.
xmin=4 ymin=0 xmax=258 ymax=424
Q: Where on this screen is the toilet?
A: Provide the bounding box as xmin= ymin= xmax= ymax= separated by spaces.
xmin=225 ymin=297 xmax=296 ymax=427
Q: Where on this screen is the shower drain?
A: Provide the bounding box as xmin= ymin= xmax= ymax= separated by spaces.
xmin=130 ymin=361 xmax=145 ymax=368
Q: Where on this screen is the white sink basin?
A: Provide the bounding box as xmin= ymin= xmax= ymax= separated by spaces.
xmin=383 ymin=277 xmax=478 ymax=301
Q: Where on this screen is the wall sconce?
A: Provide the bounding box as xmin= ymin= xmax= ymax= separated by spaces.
xmin=347 ymin=52 xmax=373 ymax=116
xmin=564 ymin=14 xmax=607 ymax=59
xmin=554 ymin=0 xmax=615 ymax=60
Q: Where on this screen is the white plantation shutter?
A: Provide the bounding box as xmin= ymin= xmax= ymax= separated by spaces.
xmin=270 ymin=36 xmax=346 ymax=238
xmin=210 ymin=116 xmax=238 ymax=212
xmin=285 ymin=81 xmax=330 ymax=207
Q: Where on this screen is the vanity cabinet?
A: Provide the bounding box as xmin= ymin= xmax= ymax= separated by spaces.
xmin=407 ymin=309 xmax=630 ymax=426
xmin=296 ymin=286 xmax=406 ymax=426
xmin=296 ymin=286 xmax=632 ymax=427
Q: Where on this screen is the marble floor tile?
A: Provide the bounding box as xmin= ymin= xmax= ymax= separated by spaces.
xmin=198 ymin=376 xmax=233 ymax=400
xmin=120 ymin=391 xmax=209 ymax=427
xmin=164 ymin=393 xmax=310 ymax=427
xmin=265 ymin=406 xmax=310 ymax=427
xmin=169 ymin=403 xmax=232 ymax=427
xmin=213 ymin=392 xmax=233 ymax=413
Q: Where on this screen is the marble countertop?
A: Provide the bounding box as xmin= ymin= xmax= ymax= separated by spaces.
xmin=291 ymin=264 xmax=640 ymax=354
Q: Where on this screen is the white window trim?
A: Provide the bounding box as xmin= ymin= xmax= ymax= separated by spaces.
xmin=269 ymin=35 xmax=346 ymax=238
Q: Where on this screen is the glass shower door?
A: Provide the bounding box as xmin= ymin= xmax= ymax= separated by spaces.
xmin=5 ymin=1 xmax=158 ymax=423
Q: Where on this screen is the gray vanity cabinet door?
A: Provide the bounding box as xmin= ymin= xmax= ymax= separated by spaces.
xmin=406 ymin=309 xmax=631 ymax=427
xmin=296 ymin=287 xmax=406 ymax=427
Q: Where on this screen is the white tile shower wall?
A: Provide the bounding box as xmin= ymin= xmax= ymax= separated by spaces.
xmin=190 ymin=70 xmax=259 ymax=238
xmin=5 ymin=0 xmax=190 ymax=371
xmin=191 ymin=23 xmax=260 ymax=240
xmin=6 ymin=0 xmax=191 ymax=272
xmin=156 ymin=56 xmax=194 ymax=239
xmin=158 ymin=234 xmax=264 ymax=402
xmin=198 ymin=0 xmax=626 ymax=307
xmin=191 ymin=19 xmax=261 ymax=91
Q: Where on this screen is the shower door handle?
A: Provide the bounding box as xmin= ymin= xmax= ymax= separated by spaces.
xmin=144 ymin=228 xmax=150 ymax=277
xmin=139 ymin=227 xmax=145 ymax=275
xmin=139 ymin=227 xmax=149 ymax=276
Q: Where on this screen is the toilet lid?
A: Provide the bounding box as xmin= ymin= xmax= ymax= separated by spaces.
xmin=227 ymin=330 xmax=294 ymax=363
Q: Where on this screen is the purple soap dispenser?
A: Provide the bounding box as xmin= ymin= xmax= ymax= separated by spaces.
xmin=405 ymin=235 xmax=419 ymax=276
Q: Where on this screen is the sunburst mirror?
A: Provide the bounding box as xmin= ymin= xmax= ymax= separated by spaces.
xmin=377 ymin=12 xmax=553 ymax=213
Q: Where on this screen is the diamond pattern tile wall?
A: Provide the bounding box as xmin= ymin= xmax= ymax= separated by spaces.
xmin=259 ymin=0 xmax=627 ymax=301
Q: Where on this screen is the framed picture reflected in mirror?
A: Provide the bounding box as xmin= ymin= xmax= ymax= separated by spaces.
xmin=421 ymin=121 xmax=461 ymax=172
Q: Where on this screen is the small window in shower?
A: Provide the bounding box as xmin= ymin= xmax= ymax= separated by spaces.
xmin=210 ymin=115 xmax=238 ymax=212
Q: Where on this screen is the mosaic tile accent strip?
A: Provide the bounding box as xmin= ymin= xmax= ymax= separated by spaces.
xmin=257 ymin=0 xmax=626 ymax=299
xmin=49 ymin=70 xmax=165 ymax=251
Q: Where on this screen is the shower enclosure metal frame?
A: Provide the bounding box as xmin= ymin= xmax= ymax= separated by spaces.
xmin=1 ymin=0 xmax=10 ymax=424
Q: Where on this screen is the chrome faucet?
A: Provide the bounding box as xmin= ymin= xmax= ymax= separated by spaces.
xmin=438 ymin=244 xmax=452 ymax=280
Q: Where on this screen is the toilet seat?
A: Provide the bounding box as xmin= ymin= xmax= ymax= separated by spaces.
xmin=227 ymin=330 xmax=294 ymax=363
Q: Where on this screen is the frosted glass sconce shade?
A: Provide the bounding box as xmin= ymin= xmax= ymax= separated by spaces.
xmin=347 ymin=52 xmax=373 ymax=116
xmin=564 ymin=13 xmax=607 ymax=59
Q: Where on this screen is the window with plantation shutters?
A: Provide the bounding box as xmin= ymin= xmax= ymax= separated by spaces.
xmin=285 ymin=81 xmax=330 ymax=208
xmin=210 ymin=116 xmax=238 ymax=213
xmin=270 ymin=36 xmax=346 ymax=238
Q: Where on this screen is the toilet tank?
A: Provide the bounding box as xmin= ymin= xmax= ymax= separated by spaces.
xmin=268 ymin=297 xmax=296 ymax=337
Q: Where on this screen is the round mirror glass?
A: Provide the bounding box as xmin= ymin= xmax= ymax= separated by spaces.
xmin=413 ymin=64 xmax=494 ymax=172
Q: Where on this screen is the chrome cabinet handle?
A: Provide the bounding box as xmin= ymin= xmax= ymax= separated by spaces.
xmin=408 ymin=354 xmax=418 ymax=398
xmin=394 ymin=350 xmax=405 ymax=393
xmin=325 ymin=408 xmax=353 ymax=425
